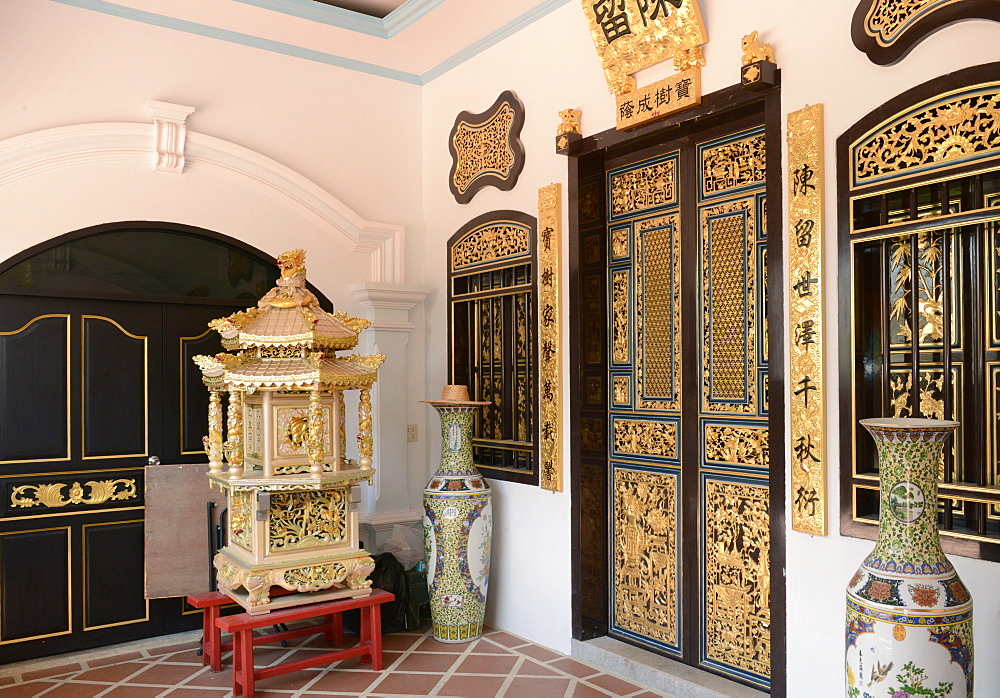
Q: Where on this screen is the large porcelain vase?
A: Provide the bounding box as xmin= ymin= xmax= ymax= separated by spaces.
xmin=846 ymin=418 xmax=973 ymax=697
xmin=422 ymin=393 xmax=492 ymax=643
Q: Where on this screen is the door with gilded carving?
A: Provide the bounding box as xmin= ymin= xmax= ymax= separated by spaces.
xmin=604 ymin=120 xmax=772 ymax=689
xmin=0 ymin=296 xmax=240 ymax=662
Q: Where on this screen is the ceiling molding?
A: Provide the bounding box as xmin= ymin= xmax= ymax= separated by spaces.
xmin=0 ymin=121 xmax=404 ymax=283
xmin=52 ymin=0 xmax=423 ymax=84
xmin=235 ymin=0 xmax=447 ymax=39
xmin=51 ymin=0 xmax=572 ymax=86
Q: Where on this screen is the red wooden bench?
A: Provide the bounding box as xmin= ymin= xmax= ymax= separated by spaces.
xmin=186 ymin=590 xmax=340 ymax=673
xmin=213 ymin=589 xmax=394 ymax=697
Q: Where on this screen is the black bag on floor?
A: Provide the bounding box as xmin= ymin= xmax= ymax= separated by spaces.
xmin=342 ymin=552 xmax=411 ymax=634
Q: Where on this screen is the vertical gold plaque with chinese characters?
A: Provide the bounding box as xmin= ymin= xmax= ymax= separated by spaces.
xmin=538 ymin=184 xmax=563 ymax=491
xmin=581 ymin=0 xmax=707 ymax=96
xmin=787 ymin=104 xmax=826 ymax=535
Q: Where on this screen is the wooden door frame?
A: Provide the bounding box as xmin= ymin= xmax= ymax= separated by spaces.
xmin=565 ymin=81 xmax=786 ymax=694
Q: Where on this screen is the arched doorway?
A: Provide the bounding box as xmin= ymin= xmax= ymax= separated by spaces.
xmin=0 ymin=222 xmax=330 ymax=662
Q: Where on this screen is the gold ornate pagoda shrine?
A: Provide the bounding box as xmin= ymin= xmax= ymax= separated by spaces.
xmin=193 ymin=249 xmax=385 ymax=614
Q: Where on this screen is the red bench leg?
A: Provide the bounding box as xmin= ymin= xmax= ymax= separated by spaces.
xmin=324 ymin=613 xmax=344 ymax=645
xmin=361 ymin=603 xmax=384 ymax=670
xmin=233 ymin=628 xmax=255 ymax=698
xmin=203 ymin=604 xmax=222 ymax=672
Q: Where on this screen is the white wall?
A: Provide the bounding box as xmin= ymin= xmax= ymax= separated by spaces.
xmin=420 ymin=1 xmax=1000 ymax=692
xmin=0 ymin=2 xmax=429 ymax=525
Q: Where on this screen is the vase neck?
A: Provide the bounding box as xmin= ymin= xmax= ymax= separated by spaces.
xmin=869 ymin=438 xmax=948 ymax=567
xmin=433 ymin=404 xmax=481 ymax=476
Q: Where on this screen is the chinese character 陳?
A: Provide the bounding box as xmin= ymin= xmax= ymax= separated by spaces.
xmin=792 ymin=163 xmax=816 ymax=197
xmin=636 ymin=0 xmax=682 ymax=26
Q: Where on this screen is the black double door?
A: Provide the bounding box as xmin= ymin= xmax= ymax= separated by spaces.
xmin=0 ymin=294 xmax=237 ymax=662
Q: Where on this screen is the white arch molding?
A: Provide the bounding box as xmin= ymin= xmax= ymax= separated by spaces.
xmin=0 ymin=119 xmax=404 ymax=287
xmin=0 ymin=114 xmax=429 ymax=531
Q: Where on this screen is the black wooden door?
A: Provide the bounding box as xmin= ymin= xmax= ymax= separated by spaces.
xmin=0 ymin=295 xmax=232 ymax=662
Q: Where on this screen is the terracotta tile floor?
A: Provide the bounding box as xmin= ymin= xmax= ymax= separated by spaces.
xmin=0 ymin=623 xmax=663 ymax=697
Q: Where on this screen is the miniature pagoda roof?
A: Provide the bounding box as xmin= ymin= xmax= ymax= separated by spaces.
xmin=224 ymin=354 xmax=385 ymax=390
xmin=195 ymin=249 xmax=385 ymax=391
xmin=208 ymin=249 xmax=370 ymax=351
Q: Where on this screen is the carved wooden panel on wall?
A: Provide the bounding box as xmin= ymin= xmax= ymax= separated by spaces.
xmin=852 ymin=0 xmax=1000 ymax=65
xmin=448 ymin=91 xmax=526 ymax=204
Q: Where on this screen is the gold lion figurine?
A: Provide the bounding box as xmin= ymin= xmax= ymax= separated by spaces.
xmin=741 ymin=30 xmax=774 ymax=65
xmin=557 ymin=109 xmax=582 ymax=136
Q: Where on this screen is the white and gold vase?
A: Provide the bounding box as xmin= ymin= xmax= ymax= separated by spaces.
xmin=422 ymin=386 xmax=492 ymax=643
xmin=846 ymin=418 xmax=973 ymax=697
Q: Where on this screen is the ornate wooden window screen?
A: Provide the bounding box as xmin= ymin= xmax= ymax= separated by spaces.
xmin=448 ymin=212 xmax=538 ymax=485
xmin=841 ymin=67 xmax=1000 ymax=560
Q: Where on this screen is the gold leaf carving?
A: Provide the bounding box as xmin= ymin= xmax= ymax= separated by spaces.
xmin=863 ymin=0 xmax=940 ymax=44
xmin=701 ymin=199 xmax=757 ymax=413
xmin=611 ymin=157 xmax=676 ymax=218
xmin=613 ymin=419 xmax=677 ymax=459
xmin=704 ymin=479 xmax=770 ymax=676
xmin=10 ymin=479 xmax=137 ymax=509
xmin=854 ymin=87 xmax=1000 ymax=185
xmin=452 ymin=105 xmax=515 ymax=193
xmin=705 ymin=424 xmax=769 ymax=467
xmin=613 ymin=467 xmax=677 ymax=644
xmin=230 ymin=489 xmax=253 ymax=549
xmin=612 ymin=270 xmax=631 ymax=364
xmin=269 ymin=489 xmax=348 ymax=553
xmin=538 ymin=183 xmax=564 ymax=492
xmin=580 ymin=0 xmax=708 ymax=96
xmin=451 ymin=223 xmax=531 ymax=271
xmin=701 ymin=133 xmax=766 ymax=198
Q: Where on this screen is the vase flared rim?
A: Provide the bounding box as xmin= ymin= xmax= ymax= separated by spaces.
xmin=860 ymin=417 xmax=959 ymax=429
xmin=420 ymin=400 xmax=490 ymax=406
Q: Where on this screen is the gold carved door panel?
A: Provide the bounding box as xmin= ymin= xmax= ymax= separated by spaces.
xmin=607 ymin=125 xmax=771 ymax=689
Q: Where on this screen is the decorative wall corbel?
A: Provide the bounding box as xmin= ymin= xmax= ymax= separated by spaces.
xmin=145 ymin=100 xmax=195 ymax=173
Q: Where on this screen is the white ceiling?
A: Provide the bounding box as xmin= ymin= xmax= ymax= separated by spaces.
xmin=91 ymin=0 xmax=564 ymax=83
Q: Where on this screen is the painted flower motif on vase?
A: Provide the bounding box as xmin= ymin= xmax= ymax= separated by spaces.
xmin=908 ymin=583 xmax=940 ymax=608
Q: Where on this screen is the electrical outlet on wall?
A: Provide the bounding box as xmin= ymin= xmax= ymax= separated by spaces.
xmin=406 ymin=424 xmax=418 ymax=442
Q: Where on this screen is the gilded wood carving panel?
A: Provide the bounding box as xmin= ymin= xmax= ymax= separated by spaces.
xmin=612 ymin=417 xmax=678 ymax=461
xmin=852 ymin=85 xmax=1000 ymax=187
xmin=703 ymin=477 xmax=771 ymax=680
xmin=852 ymin=0 xmax=1000 ymax=65
xmin=612 ymin=465 xmax=679 ymax=648
xmin=609 ymin=153 xmax=678 ymax=221
xmin=636 ymin=215 xmax=681 ymax=411
xmin=448 ymin=91 xmax=526 ymax=204
xmin=700 ymin=199 xmax=758 ymax=414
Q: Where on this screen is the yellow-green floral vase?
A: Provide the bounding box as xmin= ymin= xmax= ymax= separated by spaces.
xmin=422 ymin=391 xmax=492 ymax=643
xmin=846 ymin=418 xmax=973 ymax=697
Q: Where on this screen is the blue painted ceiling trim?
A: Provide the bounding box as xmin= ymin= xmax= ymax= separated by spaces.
xmin=52 ymin=0 xmax=422 ymax=83
xmin=51 ymin=0 xmax=573 ymax=85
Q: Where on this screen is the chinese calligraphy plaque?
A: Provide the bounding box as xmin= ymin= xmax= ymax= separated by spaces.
xmin=615 ymin=69 xmax=702 ymax=130
xmin=787 ymin=104 xmax=826 ymax=536
xmin=538 ymin=184 xmax=563 ymax=491
xmin=448 ymin=91 xmax=526 ymax=204
xmin=581 ymin=0 xmax=707 ymax=96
